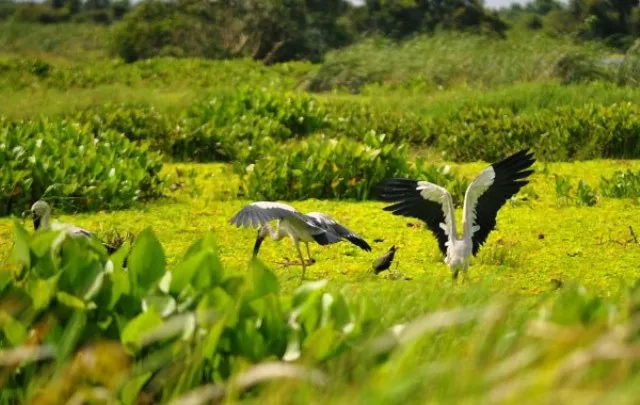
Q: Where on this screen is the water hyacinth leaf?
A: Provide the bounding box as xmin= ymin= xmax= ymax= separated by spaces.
xmin=177 ymin=235 xmax=224 ymax=290
xmin=234 ymin=319 xmax=267 ymax=361
xmin=250 ymin=259 xmax=279 ymax=297
xmin=128 ymin=227 xmax=166 ymax=297
xmin=142 ymin=294 xmax=177 ymax=318
xmin=203 ymin=318 xmax=227 ymax=360
xmin=121 ymin=372 xmax=152 ymax=405
xmin=0 ymin=270 xmax=11 ymax=293
xmin=59 ymin=237 xmax=104 ymax=298
xmin=110 ymin=242 xmax=131 ymax=271
xmin=302 ymin=323 xmax=339 ymax=362
xmin=292 ymin=280 xmax=328 ymax=308
xmin=56 ymin=310 xmax=87 ymax=366
xmin=12 ymin=220 xmax=31 ymax=268
xmin=170 ymin=250 xmax=206 ymax=294
xmin=27 ymin=274 xmax=59 ymax=310
xmin=121 ymin=309 xmax=163 ymax=351
xmin=108 ymin=265 xmax=130 ymax=310
xmin=56 ymin=291 xmax=89 ymax=310
xmin=2 ymin=314 xmax=27 ymax=346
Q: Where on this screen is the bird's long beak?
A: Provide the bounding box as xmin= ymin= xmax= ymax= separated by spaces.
xmin=253 ymin=234 xmax=265 ymax=257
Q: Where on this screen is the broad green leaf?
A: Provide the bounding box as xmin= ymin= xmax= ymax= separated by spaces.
xmin=12 ymin=220 xmax=31 ymax=268
xmin=330 ymin=293 xmax=353 ymax=330
xmin=58 ymin=237 xmax=104 ymax=298
xmin=142 ymin=294 xmax=177 ymax=318
xmin=302 ymin=323 xmax=338 ymax=362
xmin=127 ymin=227 xmax=165 ymax=297
xmin=234 ymin=319 xmax=266 ymax=361
xmin=56 ymin=291 xmax=88 ymax=310
xmin=292 ymin=279 xmax=328 ymax=307
xmin=203 ymin=318 xmax=226 ymax=360
xmin=1 ymin=314 xmax=27 ymax=346
xmin=109 ymin=242 xmax=131 ymax=273
xmin=56 ymin=311 xmax=87 ymax=366
xmin=121 ymin=309 xmax=163 ymax=351
xmin=27 ymin=274 xmax=59 ymax=310
xmin=121 ymin=372 xmax=152 ymax=405
xmin=250 ymin=259 xmax=279 ymax=297
xmin=170 ymin=250 xmax=205 ymax=294
xmin=0 ymin=270 xmax=13 ymax=293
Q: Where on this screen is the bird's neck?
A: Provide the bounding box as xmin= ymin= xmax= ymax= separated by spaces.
xmin=264 ymin=223 xmax=285 ymax=241
xmin=35 ymin=213 xmax=50 ymax=230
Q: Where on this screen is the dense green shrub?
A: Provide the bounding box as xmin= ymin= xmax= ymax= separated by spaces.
xmin=109 ymin=0 xmax=226 ymax=62
xmin=2 ymin=226 xmax=375 ymax=401
xmin=12 ymin=4 xmax=70 ymax=23
xmin=0 ymin=118 xmax=165 ymax=216
xmin=173 ymin=88 xmax=329 ymax=162
xmin=323 ymin=100 xmax=433 ymax=145
xmin=431 ymin=103 xmax=640 ymax=162
xmin=305 ymin=33 xmax=612 ymax=93
xmin=71 ymin=9 xmax=113 ymax=24
xmin=0 ymin=55 xmax=315 ymax=92
xmin=237 ymin=131 xmax=465 ymax=201
xmin=72 ymin=102 xmax=174 ymax=154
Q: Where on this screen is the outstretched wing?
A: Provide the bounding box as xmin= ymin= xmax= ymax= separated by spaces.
xmin=462 ymin=148 xmax=535 ymax=255
xmin=305 ymin=212 xmax=372 ymax=251
xmin=229 ymin=201 xmax=338 ymax=245
xmin=229 ymin=201 xmax=310 ymax=229
xmin=375 ymin=178 xmax=456 ymax=257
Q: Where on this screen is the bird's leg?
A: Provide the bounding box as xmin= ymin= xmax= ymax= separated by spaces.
xmin=305 ymin=243 xmax=315 ymax=265
xmin=295 ymin=241 xmax=307 ymax=283
xmin=451 ymin=269 xmax=459 ymax=284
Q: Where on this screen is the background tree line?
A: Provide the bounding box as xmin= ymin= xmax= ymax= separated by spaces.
xmin=0 ymin=0 xmax=639 ymax=63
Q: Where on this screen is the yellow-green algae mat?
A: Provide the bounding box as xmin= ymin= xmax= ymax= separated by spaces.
xmin=1 ymin=160 xmax=639 ymax=297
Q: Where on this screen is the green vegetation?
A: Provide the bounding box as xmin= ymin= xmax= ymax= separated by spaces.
xmin=3 ymin=2 xmax=640 ymax=402
xmin=0 ymin=117 xmax=165 ymax=216
xmin=2 ymin=159 xmax=640 ymax=403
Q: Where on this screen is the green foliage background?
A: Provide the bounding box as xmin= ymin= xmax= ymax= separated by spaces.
xmin=2 ymin=7 xmax=640 ymax=404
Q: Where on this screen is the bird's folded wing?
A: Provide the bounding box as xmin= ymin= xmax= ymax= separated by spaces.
xmin=51 ymin=221 xmax=93 ymax=237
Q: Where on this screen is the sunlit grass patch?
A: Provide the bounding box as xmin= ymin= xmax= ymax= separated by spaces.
xmin=2 ymin=159 xmax=639 ymax=297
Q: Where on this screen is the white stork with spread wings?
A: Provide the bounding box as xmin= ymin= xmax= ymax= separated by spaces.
xmin=229 ymin=201 xmax=372 ymax=280
xmin=376 ymin=149 xmax=535 ymax=281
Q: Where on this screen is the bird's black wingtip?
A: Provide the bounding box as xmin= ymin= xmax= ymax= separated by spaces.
xmin=346 ymin=235 xmax=372 ymax=251
xmin=373 ymin=178 xmax=421 ymax=202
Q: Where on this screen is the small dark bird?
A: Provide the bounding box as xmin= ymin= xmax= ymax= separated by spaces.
xmin=372 ymin=245 xmax=398 ymax=274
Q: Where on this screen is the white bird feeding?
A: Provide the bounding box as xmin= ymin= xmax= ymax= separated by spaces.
xmin=376 ymin=149 xmax=535 ymax=281
xmin=229 ymin=201 xmax=372 ymax=281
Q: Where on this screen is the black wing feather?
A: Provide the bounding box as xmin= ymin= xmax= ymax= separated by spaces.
xmin=471 ymin=149 xmax=536 ymax=255
xmin=306 ymin=213 xmax=372 ymax=251
xmin=330 ymin=222 xmax=372 ymax=251
xmin=375 ymin=178 xmax=449 ymax=257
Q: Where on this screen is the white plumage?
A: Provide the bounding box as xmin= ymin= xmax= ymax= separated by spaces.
xmin=229 ymin=201 xmax=371 ymax=281
xmin=29 ymin=200 xmax=120 ymax=255
xmin=30 ymin=200 xmax=92 ymax=238
xmin=376 ymin=149 xmax=535 ymax=280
